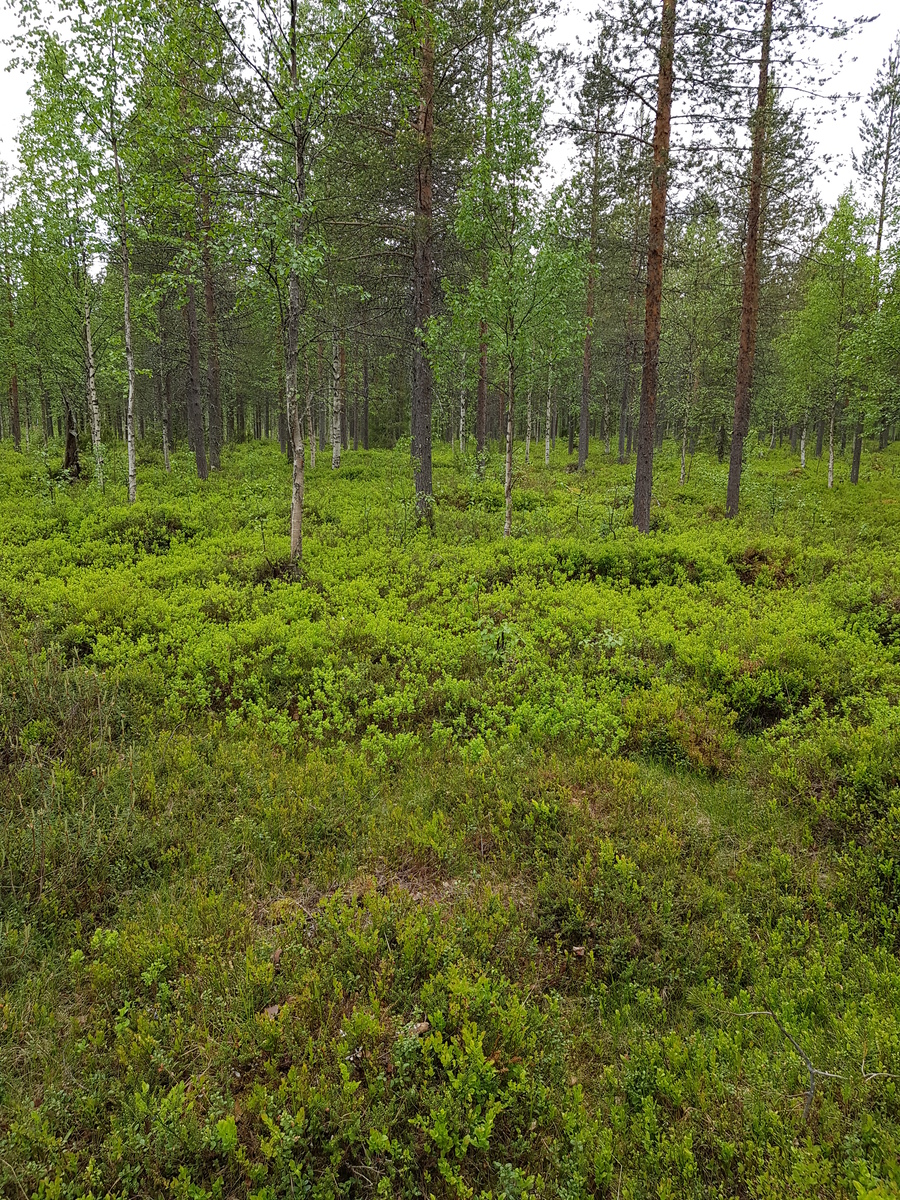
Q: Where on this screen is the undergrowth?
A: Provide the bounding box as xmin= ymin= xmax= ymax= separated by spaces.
xmin=1 ymin=438 xmax=899 ymax=1199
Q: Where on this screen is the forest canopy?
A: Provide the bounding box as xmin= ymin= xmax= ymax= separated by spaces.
xmin=0 ymin=0 xmax=897 ymax=537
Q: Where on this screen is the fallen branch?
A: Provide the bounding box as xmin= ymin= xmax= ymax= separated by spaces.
xmin=734 ymin=1010 xmax=850 ymax=1121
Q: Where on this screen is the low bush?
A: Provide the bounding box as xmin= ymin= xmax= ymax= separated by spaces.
xmin=1 ymin=440 xmax=899 ymax=1197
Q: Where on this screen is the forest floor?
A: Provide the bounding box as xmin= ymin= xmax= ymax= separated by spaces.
xmin=1 ymin=436 xmax=900 ymax=1200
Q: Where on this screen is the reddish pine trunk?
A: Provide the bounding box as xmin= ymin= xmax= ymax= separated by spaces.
xmin=286 ymin=0 xmax=306 ymax=563
xmin=633 ymin=0 xmax=676 ymax=531
xmin=476 ymin=5 xmax=493 ymax=463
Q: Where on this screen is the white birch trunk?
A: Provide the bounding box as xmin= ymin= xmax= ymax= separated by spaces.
xmin=84 ymin=292 xmax=103 ymax=488
xmin=288 ymin=422 xmax=304 ymax=560
xmin=525 ymin=380 xmax=532 ymax=465
xmin=800 ymin=417 xmax=807 ymax=469
xmin=504 ymin=358 xmax=515 ymax=538
xmin=459 ymin=353 xmax=467 ymax=453
xmin=544 ymin=357 xmax=553 ymax=467
xmin=288 ymin=374 xmax=304 ymax=562
xmin=112 ymin=135 xmax=137 ymax=504
xmin=307 ymin=386 xmax=316 ymax=470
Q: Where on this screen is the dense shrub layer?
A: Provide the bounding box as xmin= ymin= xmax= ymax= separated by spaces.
xmin=1 ymin=440 xmax=899 ymax=1198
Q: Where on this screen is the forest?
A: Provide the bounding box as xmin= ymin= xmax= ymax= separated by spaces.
xmin=1 ymin=0 xmax=900 ymax=1196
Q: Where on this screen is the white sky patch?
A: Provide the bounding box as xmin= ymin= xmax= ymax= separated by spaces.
xmin=0 ymin=1 xmax=897 ymax=207
xmin=545 ymin=0 xmax=900 ymax=206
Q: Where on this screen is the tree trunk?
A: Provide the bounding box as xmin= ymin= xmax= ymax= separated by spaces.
xmin=874 ymin=56 xmax=897 ymax=290
xmin=850 ymin=418 xmax=863 ymax=484
xmin=726 ymin=0 xmax=773 ymax=518
xmin=155 ymin=360 xmax=170 ymax=474
xmin=331 ymin=333 xmax=342 ymax=469
xmin=84 ymin=283 xmax=103 ymax=486
xmin=525 ymin=374 xmax=532 ymax=464
xmin=235 ymin=387 xmax=245 ymax=441
xmin=6 ymin=285 xmax=21 ymax=451
xmin=579 ymin=101 xmax=602 ymax=471
xmin=340 ymin=342 xmax=348 ymax=449
xmin=579 ymin=255 xmax=594 ymax=470
xmin=544 ymin=357 xmax=553 ymax=466
xmin=285 ymin=305 xmax=304 ymax=563
xmin=318 ymin=339 xmax=326 ymax=452
xmin=681 ymin=359 xmax=697 ymax=486
xmin=163 ymin=367 xmax=173 ymax=470
xmin=201 ymin=192 xmax=223 ymax=471
xmin=828 ymin=404 xmax=835 ymax=488
xmin=800 ymin=417 xmax=807 ymax=468
xmin=458 ymin=351 xmax=467 ymax=453
xmin=305 ymin=355 xmax=316 ymax=470
xmin=363 ymin=346 xmax=370 ymax=450
xmin=185 ymin=280 xmax=209 ymax=480
xmin=411 ymin=4 xmax=435 ymax=518
xmin=111 ymin=133 xmax=137 ymax=503
xmin=632 ymin=0 xmax=676 ymax=530
xmin=618 ymin=362 xmax=629 ymax=464
xmin=37 ymin=365 xmax=49 ymax=447
xmin=285 ymin=0 xmax=306 ymax=563
xmin=353 ymin=366 xmax=359 ymax=451
xmin=504 ymin=357 xmax=515 ymax=537
xmin=62 ymin=395 xmax=80 ymax=478
xmin=476 ymin=3 xmax=493 ymax=463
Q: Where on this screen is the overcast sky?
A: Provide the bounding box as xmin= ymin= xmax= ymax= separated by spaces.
xmin=0 ymin=0 xmax=897 ymax=207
